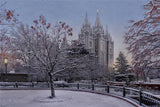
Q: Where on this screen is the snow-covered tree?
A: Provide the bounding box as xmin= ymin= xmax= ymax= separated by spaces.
xmin=0 ymin=1 xmax=18 ymax=26
xmin=84 ymin=54 xmax=101 ymax=82
xmin=0 ymin=1 xmax=18 ymax=74
xmin=114 ymin=52 xmax=129 ymax=74
xmin=61 ymin=50 xmax=90 ymax=82
xmin=61 ymin=43 xmax=101 ymax=83
xmin=125 ymin=0 xmax=160 ymax=74
xmin=9 ymin=15 xmax=72 ymax=98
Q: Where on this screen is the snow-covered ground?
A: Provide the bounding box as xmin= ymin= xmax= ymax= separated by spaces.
xmin=0 ymin=90 xmax=135 ymax=107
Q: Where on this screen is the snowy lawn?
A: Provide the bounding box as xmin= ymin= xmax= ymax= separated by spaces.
xmin=0 ymin=90 xmax=135 ymax=107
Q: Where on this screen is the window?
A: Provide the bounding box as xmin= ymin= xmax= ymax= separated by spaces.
xmin=101 ymin=43 xmax=103 ymax=51
xmin=90 ymin=41 xmax=92 ymax=47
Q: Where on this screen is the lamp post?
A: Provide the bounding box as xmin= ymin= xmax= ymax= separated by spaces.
xmin=4 ymin=58 xmax=8 ymax=82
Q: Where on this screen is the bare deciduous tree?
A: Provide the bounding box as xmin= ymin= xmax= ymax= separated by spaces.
xmin=125 ymin=0 xmax=160 ymax=75
xmin=10 ymin=15 xmax=72 ymax=98
xmin=0 ymin=1 xmax=18 ymax=74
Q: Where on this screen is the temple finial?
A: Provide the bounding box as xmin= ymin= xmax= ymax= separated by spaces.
xmin=97 ymin=9 xmax=99 ymax=13
xmin=95 ymin=9 xmax=101 ymax=26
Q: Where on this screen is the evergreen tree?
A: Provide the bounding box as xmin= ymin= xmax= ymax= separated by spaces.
xmin=115 ymin=52 xmax=129 ymax=74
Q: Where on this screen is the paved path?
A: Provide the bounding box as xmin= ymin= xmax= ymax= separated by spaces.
xmin=0 ymin=90 xmax=136 ymax=107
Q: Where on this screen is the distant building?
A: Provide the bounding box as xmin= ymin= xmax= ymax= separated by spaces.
xmin=78 ymin=9 xmax=114 ymax=72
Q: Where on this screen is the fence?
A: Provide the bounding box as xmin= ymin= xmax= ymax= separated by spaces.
xmin=0 ymin=82 xmax=160 ymax=107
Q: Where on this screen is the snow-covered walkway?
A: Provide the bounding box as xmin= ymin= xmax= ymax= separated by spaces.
xmin=0 ymin=90 xmax=135 ymax=107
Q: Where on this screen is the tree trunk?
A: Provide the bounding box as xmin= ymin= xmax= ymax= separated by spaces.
xmin=136 ymin=72 xmax=139 ymax=82
xmin=49 ymin=73 xmax=55 ymax=98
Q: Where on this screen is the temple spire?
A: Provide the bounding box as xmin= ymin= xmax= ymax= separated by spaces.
xmin=95 ymin=9 xmax=101 ymax=26
xmin=105 ymin=25 xmax=112 ymax=41
xmin=84 ymin=12 xmax=89 ymax=25
xmin=106 ymin=25 xmax=109 ymax=34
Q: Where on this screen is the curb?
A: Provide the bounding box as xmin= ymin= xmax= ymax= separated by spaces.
xmin=59 ymin=89 xmax=140 ymax=107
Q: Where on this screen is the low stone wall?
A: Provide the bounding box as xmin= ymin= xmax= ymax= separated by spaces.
xmin=0 ymin=73 xmax=28 ymax=82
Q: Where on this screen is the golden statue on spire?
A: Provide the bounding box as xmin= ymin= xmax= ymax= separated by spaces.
xmin=97 ymin=8 xmax=99 ymax=13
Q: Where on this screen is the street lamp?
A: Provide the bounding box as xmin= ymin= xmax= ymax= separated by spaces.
xmin=4 ymin=58 xmax=8 ymax=82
